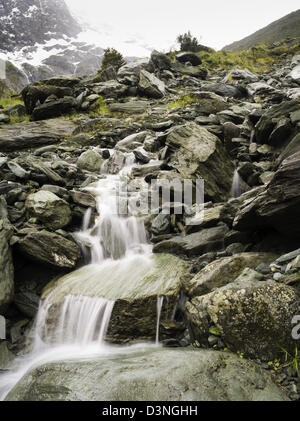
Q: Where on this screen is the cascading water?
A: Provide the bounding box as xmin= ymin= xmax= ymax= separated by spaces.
xmin=0 ymin=150 xmax=164 ymax=400
xmin=231 ymin=169 xmax=242 ymax=198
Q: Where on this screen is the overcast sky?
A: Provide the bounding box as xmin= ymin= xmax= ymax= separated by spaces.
xmin=65 ymin=0 xmax=300 ymax=55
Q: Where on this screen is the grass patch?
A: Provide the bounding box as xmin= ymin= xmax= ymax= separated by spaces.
xmin=90 ymin=96 xmax=111 ymax=116
xmin=168 ymin=94 xmax=199 ymax=109
xmin=0 ymin=94 xmax=24 ymax=109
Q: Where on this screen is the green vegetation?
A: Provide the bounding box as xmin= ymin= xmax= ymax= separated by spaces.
xmin=176 ymin=31 xmax=213 ymax=53
xmin=280 ymin=346 xmax=300 ymax=377
xmin=169 ymin=38 xmax=300 ymax=74
xmin=99 ymin=48 xmax=126 ymax=72
xmin=90 ymin=96 xmax=111 ymax=116
xmin=168 ymin=94 xmax=199 ymax=109
xmin=0 ymin=94 xmax=24 ymax=109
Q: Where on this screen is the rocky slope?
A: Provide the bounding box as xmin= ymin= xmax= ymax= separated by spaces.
xmin=223 ymin=9 xmax=300 ymax=51
xmin=0 ymin=49 xmax=300 ymax=401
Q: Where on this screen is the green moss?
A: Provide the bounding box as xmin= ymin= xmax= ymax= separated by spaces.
xmin=168 ymin=94 xmax=199 ymax=109
xmin=90 ymin=96 xmax=111 ymax=116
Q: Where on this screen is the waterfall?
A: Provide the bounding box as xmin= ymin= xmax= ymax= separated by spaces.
xmin=156 ymin=296 xmax=164 ymax=345
xmin=0 ymin=150 xmax=167 ymax=400
xmin=231 ymin=169 xmax=242 ymax=198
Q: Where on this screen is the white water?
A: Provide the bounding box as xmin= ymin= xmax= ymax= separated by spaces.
xmin=0 ymin=150 xmax=165 ymax=400
xmin=156 ymin=296 xmax=164 ymax=345
xmin=231 ymin=169 xmax=242 ymax=198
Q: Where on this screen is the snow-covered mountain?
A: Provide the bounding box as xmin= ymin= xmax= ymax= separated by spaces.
xmin=0 ymin=0 xmax=105 ymax=92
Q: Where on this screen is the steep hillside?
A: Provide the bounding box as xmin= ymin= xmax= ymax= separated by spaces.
xmin=223 ymin=9 xmax=300 ymax=51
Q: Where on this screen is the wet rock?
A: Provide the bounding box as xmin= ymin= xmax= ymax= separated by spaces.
xmin=18 ymin=230 xmax=81 ymax=269
xmin=186 ymin=279 xmax=299 ymax=360
xmin=184 ymin=252 xmax=276 ymax=297
xmin=5 ymin=348 xmax=289 ymax=401
xmin=0 ymin=342 xmax=14 ymax=370
xmin=151 ymin=213 xmax=171 ymax=235
xmin=153 ymin=225 xmax=228 ymax=257
xmin=69 ymin=190 xmax=96 ymax=208
xmin=26 ymin=191 xmax=71 ymax=231
xmin=0 ymin=197 xmax=14 ymax=313
xmin=41 ymin=253 xmax=190 ymax=343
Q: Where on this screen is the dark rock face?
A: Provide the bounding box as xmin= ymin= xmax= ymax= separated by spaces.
xmin=234 ymin=151 xmax=300 ymax=237
xmin=176 ymin=52 xmax=202 ymax=66
xmin=0 ymin=0 xmax=81 ymax=53
xmin=18 ymin=230 xmax=81 ymax=269
xmin=0 ymin=197 xmax=14 ymax=313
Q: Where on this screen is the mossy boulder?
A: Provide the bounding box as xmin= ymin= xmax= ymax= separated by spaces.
xmin=186 ymin=278 xmax=299 ymax=360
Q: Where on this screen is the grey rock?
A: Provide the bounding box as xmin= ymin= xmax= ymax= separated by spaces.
xmin=77 ymin=150 xmax=103 ymax=173
xmin=138 ymin=70 xmax=165 ymax=98
xmin=5 ymin=348 xmax=289 ymax=401
xmin=26 ymin=191 xmax=71 ymax=231
xmin=18 ymin=230 xmax=81 ymax=269
xmin=186 ymin=279 xmax=299 ymax=359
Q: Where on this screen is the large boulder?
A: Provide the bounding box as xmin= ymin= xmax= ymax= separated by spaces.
xmin=26 ymin=191 xmax=71 ymax=230
xmin=0 ymin=197 xmax=14 ymax=313
xmin=5 ymin=348 xmax=289 ymax=401
xmin=150 ymin=51 xmax=172 ymax=71
xmin=18 ymin=230 xmax=81 ymax=269
xmin=166 ymin=123 xmax=234 ymax=201
xmin=76 ymin=149 xmax=103 ymax=173
xmin=255 ymin=99 xmax=300 ymax=145
xmin=40 ymin=253 xmax=191 ymax=343
xmin=201 ymin=82 xmax=245 ymax=98
xmin=0 ymin=118 xmax=76 ymax=152
xmin=22 ymin=84 xmax=73 ymax=114
xmin=138 ymin=70 xmax=165 ymax=98
xmin=194 ymin=91 xmax=230 ymax=115
xmin=223 ymin=68 xmax=259 ymax=84
xmin=176 ymin=52 xmax=202 ymax=66
xmin=184 ymin=252 xmax=276 ymax=297
xmin=186 ymin=278 xmax=299 ymax=359
xmin=233 ymin=151 xmax=300 ymax=237
xmin=31 ymin=97 xmax=78 ymax=121
xmin=92 ymin=81 xmax=128 ymax=98
xmin=171 ymin=62 xmax=207 ymax=79
xmin=153 ymin=225 xmax=228 ymax=257
xmin=290 ymin=64 xmax=300 ymax=85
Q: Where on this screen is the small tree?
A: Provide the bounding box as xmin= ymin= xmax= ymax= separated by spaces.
xmin=177 ymin=31 xmax=201 ymax=52
xmin=100 ymin=48 xmax=126 ymax=72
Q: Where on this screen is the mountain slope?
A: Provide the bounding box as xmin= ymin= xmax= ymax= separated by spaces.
xmin=0 ymin=0 xmax=81 ymax=52
xmin=223 ymin=9 xmax=300 ymax=51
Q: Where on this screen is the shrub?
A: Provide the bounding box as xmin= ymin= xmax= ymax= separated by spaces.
xmin=177 ymin=31 xmax=201 ymax=52
xmin=100 ymin=48 xmax=126 ymax=72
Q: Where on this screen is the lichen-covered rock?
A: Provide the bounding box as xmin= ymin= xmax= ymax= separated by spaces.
xmin=26 ymin=190 xmax=71 ymax=230
xmin=186 ymin=278 xmax=299 ymax=359
xmin=18 ymin=230 xmax=81 ymax=269
xmin=166 ymin=123 xmax=234 ymax=202
xmin=5 ymin=348 xmax=289 ymax=401
xmin=0 ymin=197 xmax=14 ymax=313
xmin=184 ymin=252 xmax=276 ymax=297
